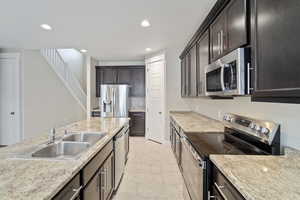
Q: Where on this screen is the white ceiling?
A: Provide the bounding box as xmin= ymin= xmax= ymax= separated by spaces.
xmin=0 ymin=0 xmax=216 ymax=60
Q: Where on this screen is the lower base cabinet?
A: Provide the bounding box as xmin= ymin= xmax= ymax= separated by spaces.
xmin=129 ymin=112 xmax=145 ymax=136
xmin=83 ymin=152 xmax=114 ymax=200
xmin=52 ymin=174 xmax=81 ymax=200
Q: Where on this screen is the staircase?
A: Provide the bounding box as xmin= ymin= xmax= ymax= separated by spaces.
xmin=40 ymin=48 xmax=87 ymax=112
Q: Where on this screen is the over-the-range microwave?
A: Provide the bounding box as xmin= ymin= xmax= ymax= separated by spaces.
xmin=205 ymin=48 xmax=251 ymax=97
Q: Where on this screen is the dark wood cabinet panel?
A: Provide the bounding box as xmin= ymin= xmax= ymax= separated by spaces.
xmin=190 ymin=45 xmax=198 ymax=97
xmin=210 ymin=12 xmax=227 ymax=61
xmin=210 ymin=0 xmax=247 ymax=62
xmin=117 ymin=68 xmax=131 ymax=85
xmin=53 ymin=174 xmax=81 ymax=200
xmin=129 ymin=112 xmax=145 ymax=136
xmin=185 ymin=53 xmax=191 ymax=96
xmin=251 ymin=0 xmax=300 ymax=101
xmin=226 ymin=0 xmax=248 ymax=51
xmin=83 ymin=171 xmax=101 ymax=200
xmin=212 ymin=165 xmax=245 ymax=200
xmin=96 ymin=66 xmax=145 ymax=98
xmin=197 ymin=30 xmax=210 ymax=96
xmin=131 ymin=68 xmax=145 ymax=97
xmin=181 ymin=59 xmax=186 ymax=97
xmin=101 ymin=153 xmax=114 ymax=200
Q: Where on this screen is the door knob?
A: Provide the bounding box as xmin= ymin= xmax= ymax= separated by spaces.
xmin=10 ymin=112 xmax=15 ymax=115
xmin=158 ymin=112 xmax=162 ymax=114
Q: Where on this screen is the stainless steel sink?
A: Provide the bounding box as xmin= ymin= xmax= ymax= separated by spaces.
xmin=62 ymin=133 xmax=106 ymax=145
xmin=31 ymin=142 xmax=90 ymax=158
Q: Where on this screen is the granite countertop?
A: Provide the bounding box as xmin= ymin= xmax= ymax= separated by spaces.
xmin=0 ymin=117 xmax=129 ymax=200
xmin=169 ymin=111 xmax=224 ymax=133
xmin=210 ymin=148 xmax=300 ymax=200
xmin=129 ymin=108 xmax=145 ymax=112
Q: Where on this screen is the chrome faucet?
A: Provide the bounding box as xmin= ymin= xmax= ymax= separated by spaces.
xmin=48 ymin=128 xmax=56 ymax=144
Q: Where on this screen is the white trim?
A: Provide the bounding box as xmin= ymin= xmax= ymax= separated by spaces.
xmin=145 ymin=52 xmax=167 ymax=143
xmin=0 ymin=52 xmax=23 ymax=142
xmin=98 ymin=60 xmax=145 ymax=66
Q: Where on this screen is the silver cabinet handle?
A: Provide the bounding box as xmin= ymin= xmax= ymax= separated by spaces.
xmin=214 ymin=182 xmax=228 ymax=200
xmin=247 ymin=63 xmax=254 ymax=94
xmin=70 ymin=186 xmax=82 ymax=200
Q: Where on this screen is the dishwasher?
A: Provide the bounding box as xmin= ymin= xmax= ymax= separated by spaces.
xmin=114 ymin=124 xmax=129 ymax=190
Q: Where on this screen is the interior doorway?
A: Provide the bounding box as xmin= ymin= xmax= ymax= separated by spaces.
xmin=145 ymin=53 xmax=166 ymax=144
xmin=0 ymin=53 xmax=22 ymax=145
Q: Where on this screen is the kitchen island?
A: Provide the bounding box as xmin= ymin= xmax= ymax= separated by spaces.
xmin=0 ymin=117 xmax=129 ymax=200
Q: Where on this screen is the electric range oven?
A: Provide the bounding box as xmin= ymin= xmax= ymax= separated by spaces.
xmin=181 ymin=113 xmax=281 ymax=200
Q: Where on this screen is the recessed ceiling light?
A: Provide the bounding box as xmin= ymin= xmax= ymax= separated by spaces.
xmin=80 ymin=49 xmax=88 ymax=53
xmin=141 ymin=20 xmax=151 ymax=27
xmin=145 ymin=48 xmax=152 ymax=52
xmin=40 ymin=24 xmax=52 ymax=31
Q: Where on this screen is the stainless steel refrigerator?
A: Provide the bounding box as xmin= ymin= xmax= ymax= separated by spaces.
xmin=100 ymin=84 xmax=129 ymax=117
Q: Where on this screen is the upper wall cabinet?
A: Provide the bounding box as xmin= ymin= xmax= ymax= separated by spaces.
xmin=196 ymin=30 xmax=210 ymax=96
xmin=189 ymin=45 xmax=198 ymax=97
xmin=181 ymin=53 xmax=191 ymax=97
xmin=96 ymin=66 xmax=145 ymax=98
xmin=210 ymin=0 xmax=248 ymax=61
xmin=251 ymin=0 xmax=300 ymax=102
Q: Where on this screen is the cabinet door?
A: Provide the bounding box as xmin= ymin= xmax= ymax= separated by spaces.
xmin=53 ymin=174 xmax=81 ymax=200
xmin=197 ymin=30 xmax=210 ymax=96
xmin=83 ymin=171 xmax=101 ymax=200
xmin=251 ymin=0 xmax=300 ymax=100
xmin=131 ymin=68 xmax=145 ymax=97
xmin=129 ymin=112 xmax=145 ymax=136
xmin=101 ymin=153 xmax=114 ymax=200
xmin=210 ymin=12 xmax=226 ymax=61
xmin=189 ymin=45 xmax=198 ymax=97
xmin=100 ymin=68 xmax=118 ymax=84
xmin=117 ymin=68 xmax=131 ymax=85
xmin=185 ymin=53 xmax=191 ymax=96
xmin=226 ymin=0 xmax=247 ymax=52
xmin=181 ymin=59 xmax=186 ymax=97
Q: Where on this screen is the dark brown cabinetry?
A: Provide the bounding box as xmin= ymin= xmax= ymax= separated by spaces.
xmin=210 ymin=12 xmax=227 ymax=61
xmin=210 ymin=0 xmax=247 ymax=61
xmin=189 ymin=45 xmax=198 ymax=97
xmin=196 ymin=30 xmax=210 ymax=96
xmin=129 ymin=112 xmax=145 ymax=136
xmin=181 ymin=50 xmax=192 ymax=97
xmin=82 ymin=141 xmax=114 ymax=200
xmin=96 ymin=66 xmax=145 ymax=97
xmin=251 ymin=0 xmax=300 ymax=102
xmin=211 ymin=165 xmax=245 ymax=200
xmin=53 ymin=174 xmax=81 ymax=200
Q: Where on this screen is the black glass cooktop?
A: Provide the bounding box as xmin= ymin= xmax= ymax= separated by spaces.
xmin=184 ymin=130 xmax=271 ymax=158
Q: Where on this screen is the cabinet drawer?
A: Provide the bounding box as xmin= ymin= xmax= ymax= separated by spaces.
xmin=52 ymin=174 xmax=81 ymax=200
xmin=213 ymin=166 xmax=244 ymax=200
xmin=82 ymin=140 xmax=113 ymax=186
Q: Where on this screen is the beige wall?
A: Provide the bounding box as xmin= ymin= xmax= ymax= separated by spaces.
xmin=166 ymin=43 xmax=300 ymax=150
xmin=22 ymin=50 xmax=85 ymax=139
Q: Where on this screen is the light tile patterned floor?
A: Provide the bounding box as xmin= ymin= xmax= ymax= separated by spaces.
xmin=112 ymin=137 xmax=190 ymax=200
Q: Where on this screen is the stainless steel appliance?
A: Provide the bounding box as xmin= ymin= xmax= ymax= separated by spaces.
xmin=180 ymin=113 xmax=281 ymax=200
xmin=100 ymin=84 xmax=129 ymax=117
xmin=114 ymin=124 xmax=129 ymax=190
xmin=181 ymin=137 xmax=205 ymax=200
xmin=205 ymin=48 xmax=250 ymax=96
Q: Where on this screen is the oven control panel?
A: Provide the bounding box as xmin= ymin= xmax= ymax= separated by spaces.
xmin=222 ymin=113 xmax=279 ymax=145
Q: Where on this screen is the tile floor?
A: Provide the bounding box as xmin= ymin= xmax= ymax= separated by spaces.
xmin=112 ymin=137 xmax=190 ymax=200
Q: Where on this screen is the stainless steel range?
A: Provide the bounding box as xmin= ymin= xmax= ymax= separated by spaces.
xmin=179 ymin=113 xmax=281 ymax=200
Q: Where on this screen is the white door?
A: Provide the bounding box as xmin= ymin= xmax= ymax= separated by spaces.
xmin=0 ymin=53 xmax=22 ymax=145
xmin=146 ymin=54 xmax=166 ymax=144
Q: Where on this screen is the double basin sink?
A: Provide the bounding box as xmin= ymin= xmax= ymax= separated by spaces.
xmin=30 ymin=132 xmax=106 ymax=159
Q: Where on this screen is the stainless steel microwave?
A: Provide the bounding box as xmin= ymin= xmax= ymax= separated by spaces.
xmin=205 ymin=48 xmax=250 ymax=96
